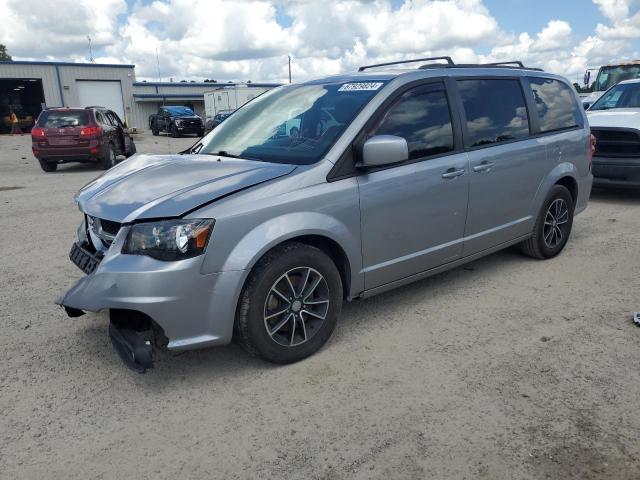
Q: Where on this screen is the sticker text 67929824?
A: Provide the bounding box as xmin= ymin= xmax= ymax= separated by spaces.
xmin=338 ymin=82 xmax=384 ymax=92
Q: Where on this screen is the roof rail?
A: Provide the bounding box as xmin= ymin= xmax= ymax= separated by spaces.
xmin=358 ymin=56 xmax=454 ymax=72
xmin=484 ymin=61 xmax=525 ymax=68
xmin=418 ymin=61 xmax=543 ymax=72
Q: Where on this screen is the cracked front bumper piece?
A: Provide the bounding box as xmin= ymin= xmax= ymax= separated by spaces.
xmin=56 ymin=228 xmax=246 ymax=357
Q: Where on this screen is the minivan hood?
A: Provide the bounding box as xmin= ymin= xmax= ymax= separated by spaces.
xmin=76 ymin=154 xmax=296 ymax=223
xmin=587 ymin=109 xmax=640 ymax=130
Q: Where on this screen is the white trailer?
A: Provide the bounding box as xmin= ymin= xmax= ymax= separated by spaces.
xmin=204 ymin=84 xmax=274 ymax=121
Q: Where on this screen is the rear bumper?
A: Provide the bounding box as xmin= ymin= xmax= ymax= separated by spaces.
xmin=56 ymin=231 xmax=246 ymax=351
xmin=592 ymin=157 xmax=640 ymax=188
xmin=33 ymin=141 xmax=105 ymax=162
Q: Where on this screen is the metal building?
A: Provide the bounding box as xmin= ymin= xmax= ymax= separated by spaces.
xmin=0 ymin=60 xmax=280 ymax=134
xmin=0 ymin=61 xmax=135 ymax=133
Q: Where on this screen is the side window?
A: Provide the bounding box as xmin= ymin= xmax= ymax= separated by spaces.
xmin=372 ymin=84 xmax=454 ymax=160
xmin=458 ymin=79 xmax=530 ymax=147
xmin=107 ymin=111 xmax=122 ymax=127
xmin=528 ymin=78 xmax=582 ymax=133
xmin=94 ymin=111 xmax=107 ymax=125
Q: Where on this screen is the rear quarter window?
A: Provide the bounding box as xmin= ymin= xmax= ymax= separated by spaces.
xmin=457 ymin=79 xmax=530 ymax=148
xmin=528 ymin=78 xmax=582 ymax=132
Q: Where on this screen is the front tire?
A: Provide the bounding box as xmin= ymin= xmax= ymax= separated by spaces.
xmin=236 ymin=242 xmax=343 ymax=364
xmin=170 ymin=124 xmax=179 ymax=138
xmin=520 ymin=184 xmax=574 ymax=259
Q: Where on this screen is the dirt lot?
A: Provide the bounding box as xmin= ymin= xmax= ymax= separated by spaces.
xmin=1 ymin=133 xmax=639 ymax=479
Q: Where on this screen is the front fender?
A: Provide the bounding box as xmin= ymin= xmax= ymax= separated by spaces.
xmin=211 ymin=212 xmax=363 ymax=298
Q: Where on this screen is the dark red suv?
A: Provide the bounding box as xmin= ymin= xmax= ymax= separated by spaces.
xmin=31 ymin=107 xmax=137 ymax=172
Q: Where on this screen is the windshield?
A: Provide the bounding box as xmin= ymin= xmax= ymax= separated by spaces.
xmin=199 ymin=81 xmax=387 ymax=164
xmin=164 ymin=106 xmax=195 ymax=117
xmin=591 ymin=82 xmax=640 ymax=110
xmin=38 ymin=110 xmax=89 ymax=128
xmin=595 ymin=65 xmax=640 ymax=91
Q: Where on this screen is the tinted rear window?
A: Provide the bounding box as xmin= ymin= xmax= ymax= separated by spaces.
xmin=528 ymin=78 xmax=581 ymax=132
xmin=38 ymin=110 xmax=90 ymax=128
xmin=458 ymin=79 xmax=530 ymax=147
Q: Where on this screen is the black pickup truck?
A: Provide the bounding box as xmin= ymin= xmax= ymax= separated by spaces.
xmin=149 ymin=106 xmax=204 ymax=137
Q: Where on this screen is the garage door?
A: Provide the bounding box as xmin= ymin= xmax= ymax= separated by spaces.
xmin=76 ymin=81 xmax=125 ymax=121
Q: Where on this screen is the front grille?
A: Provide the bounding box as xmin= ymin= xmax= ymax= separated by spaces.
xmin=87 ymin=216 xmax=121 ymax=249
xmin=100 ymin=218 xmax=121 ymax=236
xmin=591 ymin=128 xmax=640 ymax=157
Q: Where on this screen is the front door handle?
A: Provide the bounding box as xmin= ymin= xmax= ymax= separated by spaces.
xmin=442 ymin=168 xmax=465 ymax=179
xmin=473 ymin=161 xmax=495 ymax=173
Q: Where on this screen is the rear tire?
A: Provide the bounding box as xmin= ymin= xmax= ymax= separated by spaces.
xmin=100 ymin=143 xmax=117 ymax=170
xmin=520 ymin=185 xmax=574 ymax=259
xmin=38 ymin=159 xmax=57 ymax=172
xmin=235 ymin=242 xmax=343 ymax=364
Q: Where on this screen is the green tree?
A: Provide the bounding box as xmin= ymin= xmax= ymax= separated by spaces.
xmin=0 ymin=44 xmax=12 ymax=61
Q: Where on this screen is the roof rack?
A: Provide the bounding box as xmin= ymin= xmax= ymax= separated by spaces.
xmin=358 ymin=56 xmax=454 ymax=72
xmin=358 ymin=57 xmax=543 ymax=72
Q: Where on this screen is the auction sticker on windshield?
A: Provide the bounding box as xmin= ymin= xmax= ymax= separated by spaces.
xmin=338 ymin=82 xmax=384 ymax=92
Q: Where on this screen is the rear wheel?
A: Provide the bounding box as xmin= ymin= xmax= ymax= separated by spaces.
xmin=100 ymin=143 xmax=117 ymax=170
xmin=38 ymin=159 xmax=57 ymax=172
xmin=235 ymin=242 xmax=343 ymax=364
xmin=520 ymin=184 xmax=574 ymax=259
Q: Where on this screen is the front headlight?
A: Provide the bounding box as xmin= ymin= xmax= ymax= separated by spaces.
xmin=175 ymin=119 xmax=183 ymax=126
xmin=122 ymin=219 xmax=214 ymax=261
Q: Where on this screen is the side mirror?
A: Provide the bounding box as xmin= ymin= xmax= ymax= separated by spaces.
xmin=360 ymin=135 xmax=409 ymax=168
xmin=583 ymin=102 xmax=590 ymax=110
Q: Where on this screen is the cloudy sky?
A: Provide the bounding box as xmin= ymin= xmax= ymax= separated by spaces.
xmin=0 ymin=0 xmax=639 ymax=84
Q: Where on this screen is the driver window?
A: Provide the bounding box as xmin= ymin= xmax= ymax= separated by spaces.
xmin=372 ymin=84 xmax=454 ymax=160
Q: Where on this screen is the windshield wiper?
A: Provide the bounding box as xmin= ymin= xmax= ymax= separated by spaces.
xmin=204 ymin=150 xmax=257 ymax=160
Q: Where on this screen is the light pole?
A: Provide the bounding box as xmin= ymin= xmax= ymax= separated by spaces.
xmin=288 ymin=55 xmax=292 ymax=84
xmin=87 ymin=36 xmax=94 ymax=62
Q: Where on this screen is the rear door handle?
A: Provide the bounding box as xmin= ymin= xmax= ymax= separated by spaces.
xmin=473 ymin=161 xmax=495 ymax=173
xmin=442 ymin=168 xmax=466 ymax=179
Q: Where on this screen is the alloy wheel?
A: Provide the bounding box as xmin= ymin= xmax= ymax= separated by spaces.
xmin=543 ymin=198 xmax=569 ymax=249
xmin=263 ymin=267 xmax=330 ymax=347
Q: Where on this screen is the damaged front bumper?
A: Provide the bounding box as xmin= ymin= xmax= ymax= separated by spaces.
xmin=56 ymin=226 xmax=246 ymax=371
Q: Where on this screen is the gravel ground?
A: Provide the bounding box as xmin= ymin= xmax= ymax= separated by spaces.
xmin=1 ymin=133 xmax=639 ymax=479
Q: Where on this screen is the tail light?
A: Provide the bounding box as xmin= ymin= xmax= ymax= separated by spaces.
xmin=31 ymin=127 xmax=45 ymax=137
xmin=588 ymin=133 xmax=596 ymax=171
xmin=80 ymin=126 xmax=103 ymax=138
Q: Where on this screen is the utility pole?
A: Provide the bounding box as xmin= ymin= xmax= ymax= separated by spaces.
xmin=288 ymin=55 xmax=292 ymax=84
xmin=156 ymin=47 xmax=162 ymax=82
xmin=87 ymin=36 xmax=94 ymax=62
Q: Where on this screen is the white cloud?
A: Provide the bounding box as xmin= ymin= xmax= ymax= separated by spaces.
xmin=0 ymin=0 xmax=126 ymax=58
xmin=0 ymin=0 xmax=638 ymax=84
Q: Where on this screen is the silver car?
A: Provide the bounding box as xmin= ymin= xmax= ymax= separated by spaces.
xmin=58 ymin=57 xmax=594 ymax=372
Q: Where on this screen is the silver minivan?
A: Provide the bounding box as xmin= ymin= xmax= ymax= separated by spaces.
xmin=58 ymin=58 xmax=594 ymax=371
